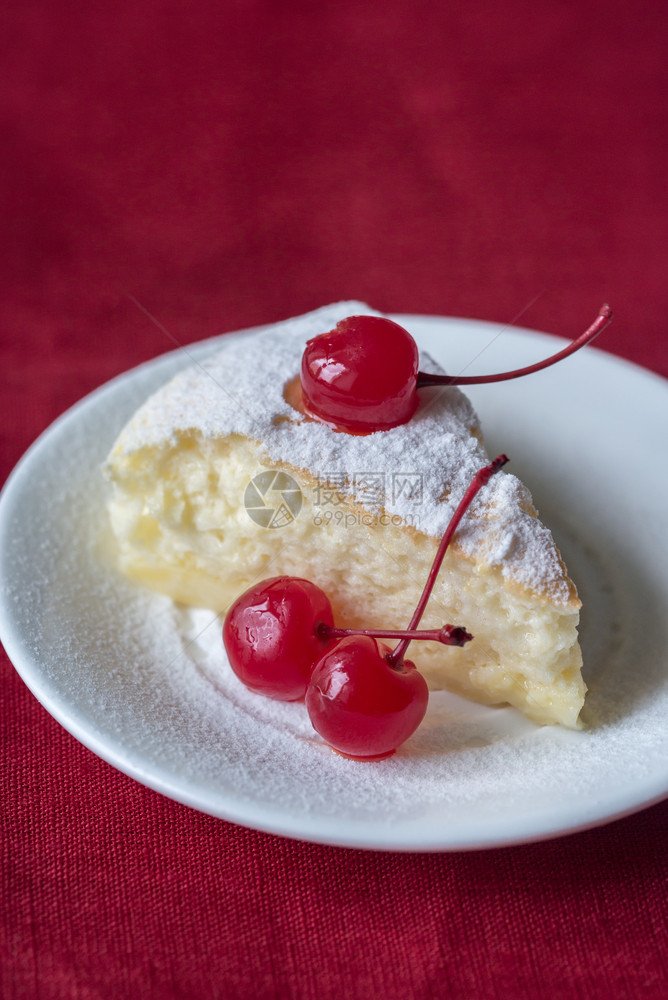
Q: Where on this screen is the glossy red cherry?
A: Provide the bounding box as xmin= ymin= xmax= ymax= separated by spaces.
xmin=223 ymin=575 xmax=471 ymax=704
xmin=223 ymin=576 xmax=335 ymax=701
xmin=301 ymin=315 xmax=420 ymax=432
xmin=305 ymin=636 xmax=429 ymax=760
xmin=300 ymin=306 xmax=612 ymax=435
xmin=304 ymin=455 xmax=508 ymax=759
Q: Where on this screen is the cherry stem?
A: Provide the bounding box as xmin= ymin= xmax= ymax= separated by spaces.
xmin=317 ymin=622 xmax=473 ymax=647
xmin=386 ymin=454 xmax=509 ymax=668
xmin=416 ymin=304 xmax=612 ymax=388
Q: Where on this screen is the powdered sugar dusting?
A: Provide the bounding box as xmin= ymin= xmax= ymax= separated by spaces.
xmin=110 ymin=303 xmax=574 ymax=604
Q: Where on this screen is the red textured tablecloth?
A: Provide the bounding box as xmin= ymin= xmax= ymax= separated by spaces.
xmin=2 ymin=2 xmax=667 ymax=998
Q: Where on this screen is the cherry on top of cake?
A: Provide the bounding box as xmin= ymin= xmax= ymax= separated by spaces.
xmin=298 ymin=306 xmax=612 ymax=436
xmin=106 ymin=302 xmax=586 ymax=606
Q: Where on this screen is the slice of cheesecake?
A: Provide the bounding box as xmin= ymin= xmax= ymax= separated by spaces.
xmin=104 ymin=302 xmax=584 ymax=728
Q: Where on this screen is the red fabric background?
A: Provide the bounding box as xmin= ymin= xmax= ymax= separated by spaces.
xmin=2 ymin=2 xmax=667 ymax=998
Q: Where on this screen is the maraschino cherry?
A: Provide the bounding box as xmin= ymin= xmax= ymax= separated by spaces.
xmin=305 ymin=454 xmax=508 ymax=759
xmin=305 ymin=635 xmax=428 ymax=760
xmin=300 ymin=306 xmax=612 ymax=434
xmin=223 ymin=577 xmax=335 ymax=701
xmin=223 ymin=577 xmax=470 ymax=703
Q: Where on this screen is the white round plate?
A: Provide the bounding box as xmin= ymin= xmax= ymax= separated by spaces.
xmin=1 ymin=315 xmax=667 ymax=851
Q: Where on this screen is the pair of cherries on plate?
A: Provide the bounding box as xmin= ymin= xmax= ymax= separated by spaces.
xmin=224 ymin=456 xmax=507 ymax=760
xmin=224 ymin=305 xmax=612 ymax=759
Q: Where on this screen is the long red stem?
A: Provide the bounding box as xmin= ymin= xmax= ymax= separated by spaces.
xmin=416 ymin=305 xmax=612 ymax=388
xmin=317 ymin=622 xmax=473 ymax=646
xmin=386 ymin=454 xmax=509 ymax=667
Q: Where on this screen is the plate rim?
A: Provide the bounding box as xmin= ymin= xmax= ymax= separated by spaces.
xmin=1 ymin=312 xmax=667 ymax=852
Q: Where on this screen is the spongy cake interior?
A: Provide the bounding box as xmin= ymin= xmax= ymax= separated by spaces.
xmin=107 ymin=431 xmax=585 ymax=728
